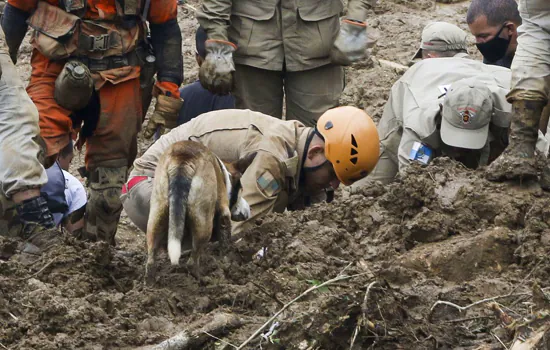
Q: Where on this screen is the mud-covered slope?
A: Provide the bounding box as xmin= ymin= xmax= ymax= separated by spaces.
xmin=2 ymin=158 xmax=549 ymax=349
xmin=2 ymin=0 xmax=549 ymax=349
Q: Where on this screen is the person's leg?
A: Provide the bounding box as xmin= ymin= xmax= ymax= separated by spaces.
xmin=284 ymin=64 xmax=344 ymax=126
xmin=234 ymin=64 xmax=284 ymax=118
xmin=85 ymin=78 xmax=142 ymax=245
xmin=0 ymin=39 xmax=54 ymax=235
xmin=487 ymin=0 xmax=550 ymax=181
xmin=26 ymin=51 xmax=73 ymax=168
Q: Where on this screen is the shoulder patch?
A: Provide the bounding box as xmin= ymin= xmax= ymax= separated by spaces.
xmin=257 ymin=170 xmax=281 ymax=197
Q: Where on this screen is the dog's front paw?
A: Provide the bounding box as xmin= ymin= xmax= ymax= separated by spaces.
xmin=231 ymin=197 xmax=251 ymax=221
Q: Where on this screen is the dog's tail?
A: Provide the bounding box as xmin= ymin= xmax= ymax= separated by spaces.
xmin=167 ymin=168 xmax=191 ymax=265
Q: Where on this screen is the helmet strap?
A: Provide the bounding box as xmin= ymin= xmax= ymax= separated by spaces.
xmin=313 ymin=125 xmax=325 ymax=141
xmin=303 ymin=127 xmax=329 ymax=173
xmin=300 ymin=127 xmax=330 ymax=198
xmin=302 ymin=159 xmax=330 ymax=173
xmin=300 ymin=129 xmax=336 ymax=200
xmin=300 ymin=130 xmax=317 ymax=186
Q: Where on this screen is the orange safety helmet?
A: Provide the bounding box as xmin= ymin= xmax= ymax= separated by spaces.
xmin=316 ymin=106 xmax=380 ymax=186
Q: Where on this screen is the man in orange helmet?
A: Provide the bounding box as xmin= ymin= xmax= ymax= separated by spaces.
xmin=121 ymin=107 xmax=380 ymax=235
xmin=2 ymin=0 xmax=183 ymax=245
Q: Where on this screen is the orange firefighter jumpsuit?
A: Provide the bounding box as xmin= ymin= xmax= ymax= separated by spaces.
xmin=6 ymin=0 xmax=183 ymax=244
xmin=8 ymin=0 xmax=179 ymax=166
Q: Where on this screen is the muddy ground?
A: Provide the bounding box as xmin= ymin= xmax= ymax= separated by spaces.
xmin=2 ymin=0 xmax=550 ymax=349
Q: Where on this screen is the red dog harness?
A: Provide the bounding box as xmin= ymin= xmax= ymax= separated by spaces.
xmin=121 ymin=176 xmax=149 ymax=194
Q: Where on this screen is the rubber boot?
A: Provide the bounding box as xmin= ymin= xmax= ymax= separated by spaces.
xmin=85 ymin=166 xmax=127 ymax=246
xmin=15 ymin=195 xmax=55 ymax=236
xmin=486 ymin=100 xmax=546 ymax=181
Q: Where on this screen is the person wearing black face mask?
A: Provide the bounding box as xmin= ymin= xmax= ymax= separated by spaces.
xmin=476 ymin=23 xmax=514 ymax=66
xmin=467 ymin=0 xmax=521 ymax=69
xmin=486 ymin=0 xmax=550 ymax=189
xmin=467 ymin=0 xmax=550 ymax=167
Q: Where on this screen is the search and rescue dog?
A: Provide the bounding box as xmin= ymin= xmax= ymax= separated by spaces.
xmin=145 ymin=140 xmax=256 ymax=284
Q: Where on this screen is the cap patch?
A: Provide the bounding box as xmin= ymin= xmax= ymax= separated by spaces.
xmin=458 ymin=107 xmax=477 ymax=125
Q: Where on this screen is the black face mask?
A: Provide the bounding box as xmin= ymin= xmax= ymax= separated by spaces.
xmin=476 ymin=24 xmax=511 ymax=63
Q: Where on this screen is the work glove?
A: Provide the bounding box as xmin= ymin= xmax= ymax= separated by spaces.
xmin=199 ymin=39 xmax=237 ymax=95
xmin=330 ymin=19 xmax=368 ymax=66
xmin=142 ymin=94 xmax=183 ymax=139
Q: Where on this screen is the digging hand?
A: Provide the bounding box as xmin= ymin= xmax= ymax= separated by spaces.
xmin=330 ymin=19 xmax=368 ymax=66
xmin=143 ymin=94 xmax=183 ymax=139
xmin=198 ymin=40 xmax=237 ymax=95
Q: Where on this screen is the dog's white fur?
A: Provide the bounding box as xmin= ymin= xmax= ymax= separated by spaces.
xmin=218 ymin=157 xmax=251 ymax=221
xmin=167 ymin=176 xmax=205 ymax=265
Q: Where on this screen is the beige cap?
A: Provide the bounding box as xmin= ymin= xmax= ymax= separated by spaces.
xmin=412 ymin=22 xmax=469 ymax=60
xmin=440 ymin=77 xmax=493 ymax=150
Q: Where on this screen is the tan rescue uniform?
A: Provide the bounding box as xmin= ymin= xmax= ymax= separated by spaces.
xmin=0 ymin=26 xmax=47 ymax=208
xmin=508 ymin=0 xmax=550 ymax=103
xmin=197 ymin=0 xmax=373 ymax=71
xmin=124 ymin=109 xmax=312 ymax=234
xmin=353 ymin=55 xmax=516 ymax=188
xmin=233 ymin=64 xmax=344 ymax=126
xmin=196 ymin=0 xmax=373 ymax=125
xmin=509 ymin=0 xmax=550 ymax=142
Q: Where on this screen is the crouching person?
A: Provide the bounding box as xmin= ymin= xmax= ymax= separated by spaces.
xmin=40 ymin=141 xmax=87 ymax=237
xmin=366 ymin=76 xmax=511 ymax=186
xmin=122 ymin=107 xmax=381 ymax=237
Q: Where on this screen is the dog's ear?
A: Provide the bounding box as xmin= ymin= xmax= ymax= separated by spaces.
xmin=233 ymin=152 xmax=258 ymax=174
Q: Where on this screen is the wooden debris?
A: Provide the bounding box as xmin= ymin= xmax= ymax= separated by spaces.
xmin=378 ymin=59 xmax=409 ymax=73
xmin=510 ymin=323 xmax=550 ymax=350
xmin=151 ymin=312 xmax=243 ymax=350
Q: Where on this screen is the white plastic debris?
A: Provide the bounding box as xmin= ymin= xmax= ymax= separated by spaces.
xmin=255 ymin=247 xmax=267 ymax=260
xmin=261 ymin=321 xmax=279 ymax=341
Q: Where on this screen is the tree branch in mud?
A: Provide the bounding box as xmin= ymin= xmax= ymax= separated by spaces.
xmin=489 ymin=302 xmax=515 ymax=327
xmin=202 ymin=331 xmax=238 ymax=349
xmin=429 ymin=293 xmax=531 ymax=317
xmin=350 ymin=281 xmax=379 ymax=349
xmin=236 ymin=272 xmax=368 ymax=350
xmin=250 ymin=281 xmax=285 ymax=307
xmin=180 ymin=3 xmax=196 ymax=12
xmin=377 ymin=59 xmax=409 ymax=73
xmin=12 ymin=257 xmax=57 ymax=281
xmin=510 ymin=323 xmax=550 ymax=350
xmin=151 ymin=312 xmax=242 ymax=350
xmin=508 ymin=258 xmax=545 ymax=297
xmin=491 ymin=331 xmax=510 ymax=350
xmin=440 ymin=316 xmax=494 ymax=324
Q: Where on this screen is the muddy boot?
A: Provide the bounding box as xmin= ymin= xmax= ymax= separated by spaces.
xmin=85 ymin=166 xmax=127 ymax=246
xmin=486 ymin=100 xmax=546 ymax=181
xmin=15 ymin=195 xmax=55 ymax=235
xmin=13 ymin=196 xmax=61 ymax=262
